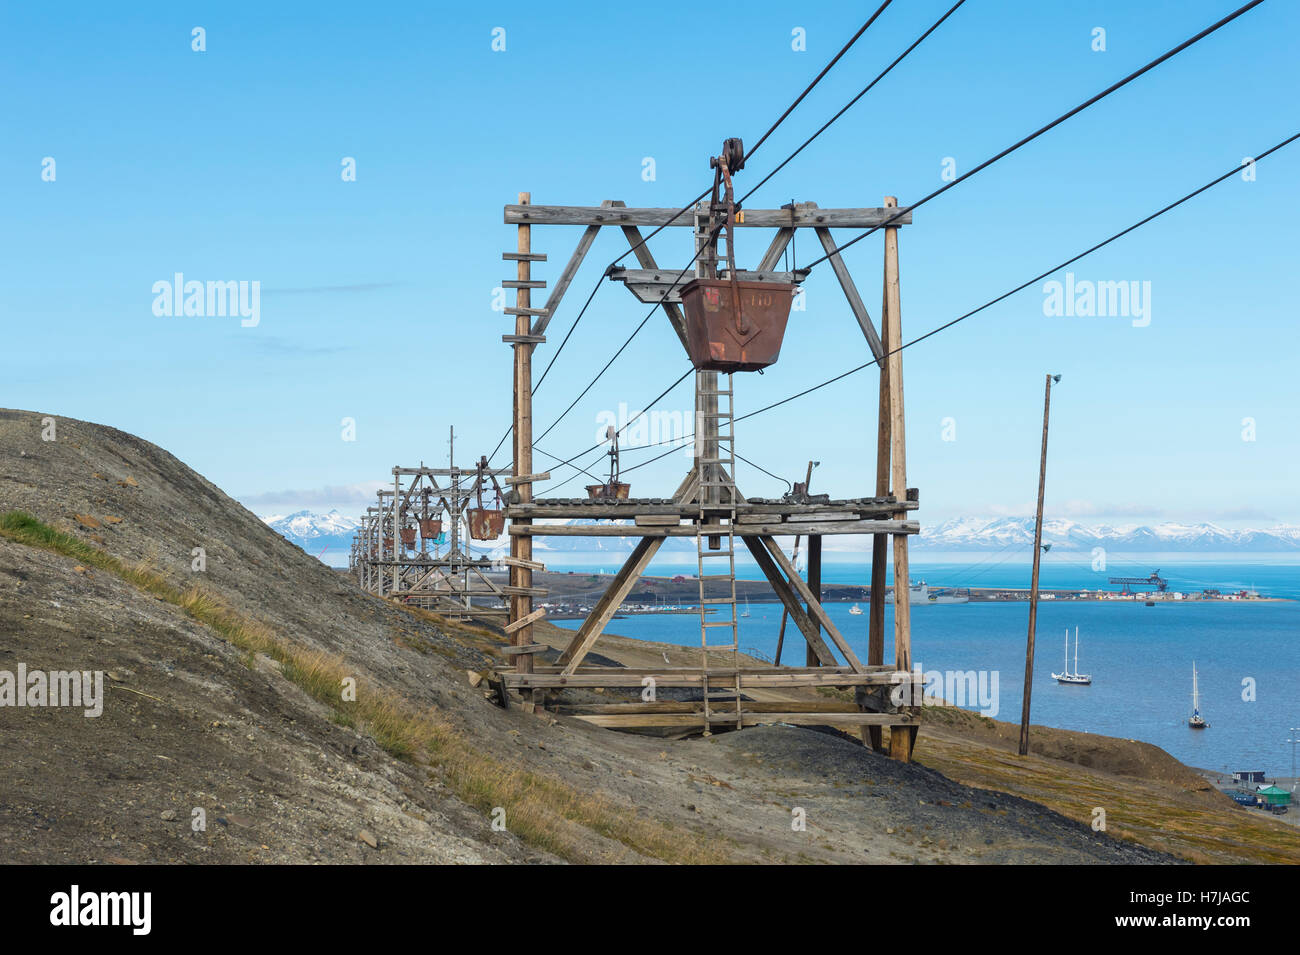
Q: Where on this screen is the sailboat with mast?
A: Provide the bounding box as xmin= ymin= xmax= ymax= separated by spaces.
xmin=1188 ymin=661 xmax=1209 ymax=728
xmin=1051 ymin=626 xmax=1091 ymax=685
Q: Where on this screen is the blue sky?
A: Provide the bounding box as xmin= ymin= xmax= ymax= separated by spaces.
xmin=3 ymin=0 xmax=1297 ymax=526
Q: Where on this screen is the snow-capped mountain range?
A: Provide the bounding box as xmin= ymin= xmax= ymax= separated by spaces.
xmin=262 ymin=510 xmax=362 ymax=559
xmin=915 ymin=517 xmax=1300 ymax=553
xmin=263 ymin=510 xmax=1300 ymax=560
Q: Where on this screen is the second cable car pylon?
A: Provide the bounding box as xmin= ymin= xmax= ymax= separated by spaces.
xmin=499 ymin=138 xmax=923 ymax=759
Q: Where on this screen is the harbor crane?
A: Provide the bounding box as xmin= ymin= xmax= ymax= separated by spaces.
xmin=1109 ymin=570 xmax=1169 ymax=594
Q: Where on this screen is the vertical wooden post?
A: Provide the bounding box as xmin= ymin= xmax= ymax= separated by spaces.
xmin=883 ymin=195 xmax=915 ymax=762
xmin=512 ymin=192 xmax=535 ymax=675
xmin=866 ymin=231 xmax=892 ymax=751
xmin=694 ymin=211 xmax=720 ymax=519
xmin=1019 ymin=374 xmax=1055 ymax=756
xmin=391 ymin=473 xmax=400 ymax=597
xmin=806 ymin=536 xmax=822 ymax=666
xmin=774 ymin=460 xmax=815 ymax=667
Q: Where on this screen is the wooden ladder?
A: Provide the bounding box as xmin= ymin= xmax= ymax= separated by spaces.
xmin=695 ymin=372 xmax=742 ymax=734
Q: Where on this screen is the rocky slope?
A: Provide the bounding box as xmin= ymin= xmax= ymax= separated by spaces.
xmin=4 ymin=408 xmax=1283 ymax=864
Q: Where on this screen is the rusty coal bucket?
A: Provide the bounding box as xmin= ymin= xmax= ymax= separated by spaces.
xmin=678 ymin=278 xmax=797 ymax=372
xmin=466 ymin=508 xmax=505 ymax=540
xmin=399 ymin=526 xmax=417 ymax=546
xmin=585 ymin=481 xmax=631 ymax=501
xmin=418 ymin=518 xmax=443 ymax=538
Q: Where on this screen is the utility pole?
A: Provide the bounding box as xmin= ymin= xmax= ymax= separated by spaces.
xmin=1019 ymin=373 xmax=1060 ymax=756
xmin=1289 ymin=728 xmax=1299 ymax=791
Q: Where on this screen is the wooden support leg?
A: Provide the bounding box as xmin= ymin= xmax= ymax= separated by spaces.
xmin=556 ymin=466 xmax=700 ymax=673
xmin=755 ymin=536 xmax=864 ymax=672
xmin=511 ymin=192 xmax=536 ymax=674
xmin=557 ymin=536 xmax=666 ymax=672
xmin=806 ymin=535 xmax=822 ymax=667
xmin=741 ymin=536 xmax=839 ymax=667
xmin=866 ymin=225 xmax=892 ymax=752
xmin=883 ymin=194 xmax=916 ymax=763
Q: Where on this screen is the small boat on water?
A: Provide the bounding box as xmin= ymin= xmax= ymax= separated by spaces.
xmin=1189 ymin=662 xmax=1209 ymax=728
xmin=848 ymin=603 xmax=863 ymax=615
xmin=741 ymin=596 xmax=751 ymax=618
xmin=1052 ymin=626 xmax=1091 ymax=685
xmin=883 ymin=581 xmax=970 ymax=605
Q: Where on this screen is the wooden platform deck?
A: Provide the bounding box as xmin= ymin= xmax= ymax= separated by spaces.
xmin=506 ymin=495 xmax=920 ymax=536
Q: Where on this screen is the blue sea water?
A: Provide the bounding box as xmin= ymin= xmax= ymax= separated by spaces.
xmin=551 ymin=559 xmax=1300 ymax=775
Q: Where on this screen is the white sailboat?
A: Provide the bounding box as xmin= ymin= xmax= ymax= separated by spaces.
xmin=741 ymin=596 xmax=751 ymax=618
xmin=1052 ymin=626 xmax=1091 ymax=685
xmin=1189 ymin=661 xmax=1209 ymax=728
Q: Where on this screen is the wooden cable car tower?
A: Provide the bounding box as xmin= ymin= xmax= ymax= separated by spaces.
xmin=352 ymin=427 xmax=513 ymax=619
xmin=500 ymin=138 xmax=923 ymax=760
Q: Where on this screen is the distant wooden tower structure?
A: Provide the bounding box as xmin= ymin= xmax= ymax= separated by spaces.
xmin=499 ymin=140 xmax=923 ymax=760
xmin=352 ymin=427 xmax=513 ymax=619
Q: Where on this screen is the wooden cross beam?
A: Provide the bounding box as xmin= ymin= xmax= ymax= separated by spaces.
xmin=505 ymin=205 xmax=912 ymax=229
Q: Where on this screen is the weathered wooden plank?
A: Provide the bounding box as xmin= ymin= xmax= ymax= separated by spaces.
xmin=502 ymin=643 xmax=548 ymax=656
xmin=610 ymin=268 xmax=800 ymax=305
xmin=510 ymin=520 xmax=918 ymax=537
xmin=868 ymin=239 xmax=892 ymax=753
xmin=506 ymin=499 xmax=914 ymax=517
xmin=785 ymin=511 xmax=857 ymax=522
xmin=884 ymin=194 xmax=916 ymax=763
xmin=505 ymin=205 xmax=913 ymax=228
xmin=505 ymin=471 xmax=550 ymax=485
xmin=757 ymin=224 xmax=796 ymax=271
xmin=500 ymin=585 xmax=549 ymax=597
xmin=500 ymin=555 xmax=546 ymax=571
xmin=532 ymin=664 xmax=902 ymax=676
xmin=502 ymin=670 xmax=912 ymax=688
xmin=633 ymin=514 xmax=680 ymax=526
xmin=556 ymin=700 xmax=863 ymax=715
xmin=503 ymin=606 xmax=546 ymax=634
xmin=502 ymin=252 xmax=547 ymax=261
xmin=568 ymin=711 xmax=916 ymax=728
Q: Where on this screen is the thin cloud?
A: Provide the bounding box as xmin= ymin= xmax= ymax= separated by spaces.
xmin=260 ymin=283 xmax=399 ymax=297
xmin=240 ymin=335 xmax=346 ymax=357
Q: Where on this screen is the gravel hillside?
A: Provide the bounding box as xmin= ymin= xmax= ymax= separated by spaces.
xmin=0 ymin=408 xmax=1180 ymax=864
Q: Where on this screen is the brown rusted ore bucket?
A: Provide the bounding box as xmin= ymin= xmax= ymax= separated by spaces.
xmin=418 ymin=518 xmax=443 ymax=537
xmin=585 ymin=482 xmax=631 ymax=500
xmin=467 ymin=508 xmax=505 ymax=540
xmin=399 ymin=526 xmax=417 ymax=546
xmin=383 ymin=537 xmax=394 ymax=550
xmin=678 ymin=278 xmax=797 ymax=372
